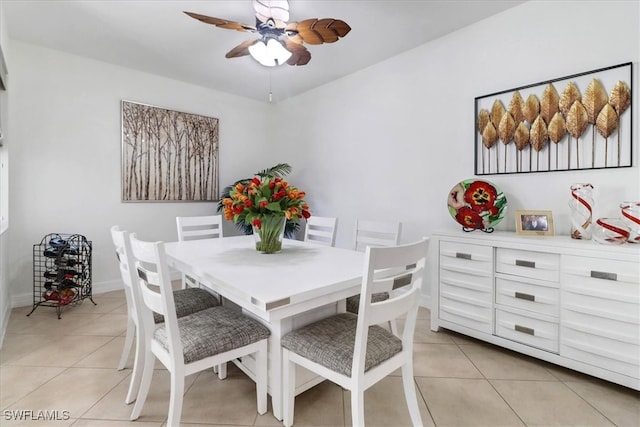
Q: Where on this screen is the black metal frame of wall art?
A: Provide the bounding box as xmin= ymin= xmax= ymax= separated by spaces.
xmin=474 ymin=62 xmax=632 ymax=175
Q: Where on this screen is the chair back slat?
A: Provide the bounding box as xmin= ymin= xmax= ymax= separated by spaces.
xmin=354 ymin=219 xmax=401 ymax=252
xmin=176 ymin=215 xmax=223 ymax=241
xmin=304 ymin=216 xmax=337 ymax=247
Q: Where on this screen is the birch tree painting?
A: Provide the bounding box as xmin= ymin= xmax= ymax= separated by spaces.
xmin=121 ymin=101 xmax=219 ymax=201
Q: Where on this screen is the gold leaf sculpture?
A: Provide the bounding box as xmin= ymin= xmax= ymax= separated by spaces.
xmin=583 ymin=79 xmax=608 ymax=168
xmin=514 ymin=122 xmax=530 ymax=150
xmin=477 ymin=109 xmax=490 ymax=134
xmin=566 ymin=100 xmax=588 ymax=168
xmin=548 ymin=112 xmax=566 ymax=170
xmin=596 ymin=103 xmax=619 ymax=167
xmin=498 ymin=112 xmax=516 ymax=144
xmin=566 ymin=100 xmax=589 ymax=139
xmin=530 ymin=116 xmax=548 ymax=171
xmin=499 ymin=112 xmax=516 ymax=172
xmin=523 ymin=94 xmax=540 ymax=124
xmin=490 ymin=100 xmax=506 ymax=129
xmin=596 ymin=104 xmax=618 ymax=138
xmin=530 ymin=116 xmax=549 ymax=152
xmin=482 ymin=122 xmax=498 ymax=148
xmin=583 ymin=79 xmax=608 ymax=124
xmin=513 ymin=122 xmax=530 ymax=172
xmin=508 ymin=91 xmax=525 ymax=124
xmin=559 ymin=82 xmax=581 ymax=116
xmin=548 ymin=112 xmax=566 ymax=144
xmin=609 ymin=80 xmax=631 ymax=166
xmin=540 ymin=83 xmax=560 ymax=124
xmin=609 ymin=80 xmax=631 ymax=115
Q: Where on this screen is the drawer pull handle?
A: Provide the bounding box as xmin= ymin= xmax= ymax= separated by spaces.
xmin=515 ymin=292 xmax=535 ymax=302
xmin=456 ymin=252 xmax=472 ymax=260
xmin=514 ymin=324 xmax=535 ymax=335
xmin=590 ymin=270 xmax=617 ymax=281
xmin=515 ymin=259 xmax=535 ymax=268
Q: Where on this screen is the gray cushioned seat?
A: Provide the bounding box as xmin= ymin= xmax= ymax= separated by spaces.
xmin=153 ymin=287 xmax=219 ymax=324
xmin=345 ymin=292 xmax=389 ymax=314
xmin=154 ymin=305 xmax=271 ymax=364
xmin=281 ymin=313 xmax=402 ymax=377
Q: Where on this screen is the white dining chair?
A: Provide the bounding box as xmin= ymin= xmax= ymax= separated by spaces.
xmin=176 ymin=215 xmax=224 ymax=289
xmin=303 ymin=216 xmax=338 ymax=247
xmin=281 ymin=238 xmax=428 ymax=427
xmin=128 ymin=233 xmax=270 ymax=427
xmin=110 ymin=226 xmax=220 ymax=405
xmin=347 ymin=219 xmax=402 ymax=334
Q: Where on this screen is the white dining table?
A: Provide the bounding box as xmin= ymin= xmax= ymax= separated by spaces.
xmin=164 ymin=235 xmax=365 ymax=421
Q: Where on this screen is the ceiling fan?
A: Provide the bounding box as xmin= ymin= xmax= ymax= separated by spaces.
xmin=184 ymin=0 xmax=351 ymax=67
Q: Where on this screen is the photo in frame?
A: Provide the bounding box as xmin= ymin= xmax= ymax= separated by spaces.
xmin=475 ymin=62 xmax=632 ymax=175
xmin=121 ymin=100 xmax=219 ymax=202
xmin=515 ymin=210 xmax=555 ymax=236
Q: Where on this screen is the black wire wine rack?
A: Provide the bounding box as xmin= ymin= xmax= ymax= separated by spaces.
xmin=29 ymin=233 xmax=96 ymax=319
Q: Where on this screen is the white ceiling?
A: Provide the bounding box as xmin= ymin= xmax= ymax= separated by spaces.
xmin=3 ymin=0 xmax=525 ymax=103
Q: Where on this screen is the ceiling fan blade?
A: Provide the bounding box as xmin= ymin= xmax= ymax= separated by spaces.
xmin=184 ymin=11 xmax=256 ymax=32
xmin=253 ymin=0 xmax=289 ymax=25
xmin=225 ymin=38 xmax=260 ymax=58
xmin=284 ymin=39 xmax=311 ymax=66
xmin=286 ymin=18 xmax=351 ymax=45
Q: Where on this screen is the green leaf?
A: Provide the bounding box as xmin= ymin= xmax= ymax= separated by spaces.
xmin=256 ymin=163 xmax=292 ymax=178
xmin=266 ymin=202 xmax=282 ymax=212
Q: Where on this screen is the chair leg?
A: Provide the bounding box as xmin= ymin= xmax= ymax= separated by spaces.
xmin=350 ymin=389 xmax=365 ymax=427
xmin=117 ymin=317 xmax=135 ymax=370
xmin=167 ymin=370 xmax=185 ymax=427
xmin=282 ymin=349 xmax=296 ymax=427
xmin=125 ymin=326 xmax=144 ymax=404
xmin=401 ymin=363 xmax=423 ymax=427
xmin=390 ymin=319 xmax=399 ymax=336
xmin=217 ymin=362 xmax=227 ymax=379
xmin=256 ymin=340 xmax=268 ymax=415
xmin=130 ymin=346 xmax=155 ymax=420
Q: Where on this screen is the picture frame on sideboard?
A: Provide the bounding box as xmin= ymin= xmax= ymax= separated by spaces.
xmin=516 ymin=210 xmax=555 ymax=236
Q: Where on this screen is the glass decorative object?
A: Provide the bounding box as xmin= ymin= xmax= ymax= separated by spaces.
xmin=447 ymin=179 xmax=507 ymax=233
xmin=620 ymin=202 xmax=640 ymax=243
xmin=569 ymin=183 xmax=594 ymax=239
xmin=253 ymin=215 xmax=286 ymax=254
xmin=593 ymin=218 xmax=630 ymax=245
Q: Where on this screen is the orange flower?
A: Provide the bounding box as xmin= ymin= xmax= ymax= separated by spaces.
xmin=222 ymin=198 xmax=233 ymax=206
xmin=235 ymin=182 xmax=245 ymax=192
xmin=223 ymin=207 xmax=233 ymax=220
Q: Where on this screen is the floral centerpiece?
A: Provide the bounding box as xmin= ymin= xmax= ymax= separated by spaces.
xmin=222 ymin=176 xmax=310 ymax=253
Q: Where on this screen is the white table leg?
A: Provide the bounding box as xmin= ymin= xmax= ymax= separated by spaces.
xmin=268 ymin=317 xmax=293 ymax=421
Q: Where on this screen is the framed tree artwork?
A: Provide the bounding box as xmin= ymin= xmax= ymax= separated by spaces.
xmin=121 ymin=100 xmax=219 ymax=202
xmin=475 ymin=62 xmax=632 ymax=175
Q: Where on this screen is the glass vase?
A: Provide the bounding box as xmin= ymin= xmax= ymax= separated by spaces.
xmin=620 ymin=202 xmax=640 ymax=243
xmin=253 ymin=216 xmax=286 ymax=254
xmin=593 ymin=218 xmax=630 ymax=245
xmin=569 ymin=183 xmax=594 ymax=239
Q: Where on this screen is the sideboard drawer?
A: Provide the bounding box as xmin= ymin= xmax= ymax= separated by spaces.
xmin=562 ymin=255 xmax=640 ymax=287
xmin=440 ymin=241 xmax=493 ymax=276
xmin=496 ymin=248 xmax=559 ymax=282
xmin=496 ymin=277 xmax=559 ymax=317
xmin=496 ymin=307 xmax=558 ymax=353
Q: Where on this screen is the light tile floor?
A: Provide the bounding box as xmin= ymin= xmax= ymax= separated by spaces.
xmin=1 ymin=290 xmax=639 ymax=426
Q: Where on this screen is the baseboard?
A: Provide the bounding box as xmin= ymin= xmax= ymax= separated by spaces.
xmin=10 ymin=279 xmax=124 ymax=309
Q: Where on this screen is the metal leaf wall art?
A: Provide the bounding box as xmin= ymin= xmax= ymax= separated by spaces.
xmin=474 ymin=63 xmax=632 ymax=175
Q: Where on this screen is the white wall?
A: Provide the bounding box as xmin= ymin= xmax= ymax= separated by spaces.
xmin=5 ymin=0 xmax=640 ymax=310
xmin=7 ymin=41 xmax=276 ymax=306
xmin=273 ymin=0 xmax=640 ymax=304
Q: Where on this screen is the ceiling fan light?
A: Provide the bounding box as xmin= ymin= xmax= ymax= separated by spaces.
xmin=248 ymin=38 xmax=291 ymax=67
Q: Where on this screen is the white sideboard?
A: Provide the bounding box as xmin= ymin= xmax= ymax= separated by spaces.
xmin=430 ymin=230 xmax=640 ymax=390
